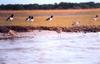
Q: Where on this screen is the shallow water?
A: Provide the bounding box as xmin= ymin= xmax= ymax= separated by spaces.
xmin=0 ymin=30 xmax=100 ymax=64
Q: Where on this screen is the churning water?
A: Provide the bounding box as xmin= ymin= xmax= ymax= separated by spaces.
xmin=0 ymin=30 xmax=100 ymax=64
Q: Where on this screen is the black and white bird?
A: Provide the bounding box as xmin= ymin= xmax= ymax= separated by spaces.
xmin=6 ymin=14 xmax=14 ymax=21
xmin=26 ymin=16 xmax=34 ymax=22
xmin=46 ymin=15 xmax=53 ymax=21
xmin=93 ymin=15 xmax=99 ymax=21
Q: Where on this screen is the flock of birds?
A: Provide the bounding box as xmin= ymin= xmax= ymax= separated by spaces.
xmin=1 ymin=14 xmax=54 ymax=38
xmin=0 ymin=14 xmax=99 ymax=38
xmin=6 ymin=14 xmax=54 ymax=22
xmin=6 ymin=14 xmax=99 ymax=26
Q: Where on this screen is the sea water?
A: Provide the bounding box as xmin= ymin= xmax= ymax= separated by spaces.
xmin=0 ymin=30 xmax=100 ymax=64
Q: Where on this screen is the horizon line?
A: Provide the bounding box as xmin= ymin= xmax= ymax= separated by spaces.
xmin=0 ymin=1 xmax=99 ymax=5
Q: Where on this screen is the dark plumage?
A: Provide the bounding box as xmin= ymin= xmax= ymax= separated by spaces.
xmin=26 ymin=16 xmax=34 ymax=22
xmin=95 ymin=15 xmax=99 ymax=18
xmin=93 ymin=15 xmax=99 ymax=21
xmin=6 ymin=14 xmax=14 ymax=21
xmin=46 ymin=15 xmax=53 ymax=21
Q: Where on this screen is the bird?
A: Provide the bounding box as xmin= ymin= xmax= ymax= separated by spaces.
xmin=93 ymin=15 xmax=99 ymax=21
xmin=6 ymin=14 xmax=14 ymax=21
xmin=26 ymin=16 xmax=34 ymax=22
xmin=46 ymin=15 xmax=53 ymax=21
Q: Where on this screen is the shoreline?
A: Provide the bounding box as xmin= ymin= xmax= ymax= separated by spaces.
xmin=0 ymin=26 xmax=100 ymax=33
